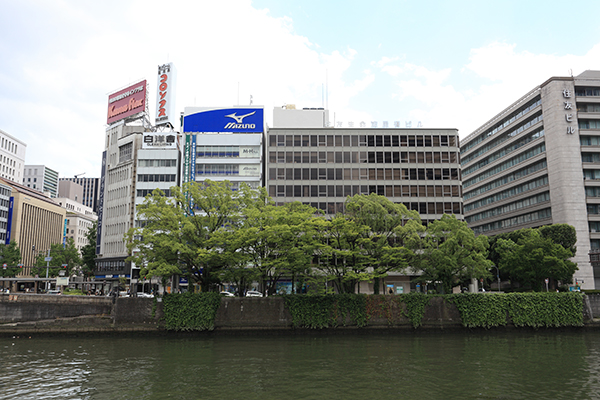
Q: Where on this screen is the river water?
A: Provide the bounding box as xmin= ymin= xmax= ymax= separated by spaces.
xmin=1 ymin=330 xmax=599 ymax=399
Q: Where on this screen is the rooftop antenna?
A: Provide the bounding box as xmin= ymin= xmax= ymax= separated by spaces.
xmin=250 ymin=95 xmax=253 ymax=105
xmin=237 ymin=82 xmax=240 ymax=105
xmin=569 ymin=69 xmax=573 ymax=77
xmin=74 ymin=173 xmax=85 ymax=178
xmin=326 ymin=69 xmax=329 ymax=110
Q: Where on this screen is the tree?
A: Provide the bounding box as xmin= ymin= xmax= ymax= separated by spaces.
xmin=80 ymin=221 xmax=97 ymax=278
xmin=32 ymin=238 xmax=82 ymax=277
xmin=412 ymin=214 xmax=491 ymax=294
xmin=0 ymin=241 xmax=22 ymax=278
xmin=539 ymin=224 xmax=577 ymax=254
xmin=495 ymin=228 xmax=577 ymax=291
xmin=127 ymin=180 xmax=256 ymax=292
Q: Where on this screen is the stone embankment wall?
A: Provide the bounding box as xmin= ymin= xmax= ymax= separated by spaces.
xmin=1 ymin=293 xmax=598 ymax=334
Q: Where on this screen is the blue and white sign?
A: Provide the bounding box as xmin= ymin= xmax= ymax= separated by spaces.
xmin=183 ymin=107 xmax=264 ymax=133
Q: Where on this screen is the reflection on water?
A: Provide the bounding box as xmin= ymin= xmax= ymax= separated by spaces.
xmin=1 ymin=331 xmax=600 ymax=399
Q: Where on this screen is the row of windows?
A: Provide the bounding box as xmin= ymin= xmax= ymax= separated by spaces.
xmin=465 ymin=192 xmax=550 ymax=224
xmin=138 ymin=159 xmax=178 ymax=167
xmin=137 ymin=174 xmax=176 ymax=182
xmin=275 ymin=201 xmax=462 ymax=217
xmin=1 ymin=137 xmax=18 ymax=155
xmin=462 ymin=97 xmax=542 ymax=153
xmin=463 ymin=143 xmax=546 ymax=189
xmin=462 ymin=127 xmax=544 ymax=176
xmin=585 ymin=187 xmax=600 ymax=197
xmin=464 ymin=160 xmax=547 ymax=201
xmin=582 ymin=153 xmax=600 ymax=163
xmin=269 ymin=167 xmax=460 ymax=181
xmin=268 ymin=134 xmax=456 ymax=148
xmin=464 ymin=176 xmax=549 ymax=213
xmin=587 ymin=204 xmax=600 ymax=214
xmin=96 ymin=260 xmax=126 ymax=272
xmin=269 ymin=150 xmax=459 ymax=165
xmin=137 ymin=189 xmax=171 ymax=198
xmin=579 ymin=104 xmax=600 ymax=113
xmin=581 ymin=136 xmax=600 ymax=146
xmin=119 ymin=143 xmax=133 ymax=163
xmin=268 ymin=184 xmax=461 ymax=199
xmin=579 ymin=120 xmax=600 ymax=129
xmin=472 ymin=208 xmax=552 ymax=235
xmin=589 ymin=222 xmax=600 ymax=233
xmin=584 ymin=170 xmax=600 ymax=180
xmin=576 ymin=88 xmax=600 ymax=97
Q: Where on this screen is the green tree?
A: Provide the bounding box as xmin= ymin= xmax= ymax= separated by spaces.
xmin=127 ymin=180 xmax=255 ymax=292
xmin=0 ymin=241 xmax=22 ymax=278
xmin=495 ymin=228 xmax=577 ymax=291
xmin=80 ymin=221 xmax=97 ymax=278
xmin=539 ymin=224 xmax=577 ymax=254
xmin=412 ymin=214 xmax=491 ymax=294
xmin=32 ymin=238 xmax=82 ymax=277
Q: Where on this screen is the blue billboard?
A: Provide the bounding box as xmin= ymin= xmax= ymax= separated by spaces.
xmin=183 ymin=107 xmax=264 ymax=133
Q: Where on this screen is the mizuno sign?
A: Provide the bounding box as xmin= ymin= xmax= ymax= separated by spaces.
xmin=183 ymin=107 xmax=264 ymax=133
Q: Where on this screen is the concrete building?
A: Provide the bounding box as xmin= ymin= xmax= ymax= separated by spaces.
xmin=0 ymin=177 xmax=66 ymax=274
xmin=59 ymin=177 xmax=100 ymax=213
xmin=58 ymin=180 xmax=84 ymax=204
xmin=182 ymin=106 xmax=264 ymax=189
xmin=23 ymin=165 xmax=59 ymax=198
xmin=273 ymin=105 xmax=330 ymax=128
xmin=0 ymin=129 xmax=26 ymax=184
xmin=460 ymin=70 xmax=600 ymax=289
xmin=266 ymin=126 xmax=462 ymax=222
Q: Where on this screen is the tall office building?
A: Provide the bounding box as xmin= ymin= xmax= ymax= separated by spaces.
xmin=460 ymin=70 xmax=600 ymax=289
xmin=59 ymin=177 xmax=100 ymax=213
xmin=266 ymin=123 xmax=462 ymax=221
xmin=0 ymin=129 xmax=26 ymax=183
xmin=182 ymin=106 xmax=264 ymax=190
xmin=23 ymin=165 xmax=58 ymax=198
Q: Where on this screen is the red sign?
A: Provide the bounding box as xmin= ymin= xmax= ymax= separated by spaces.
xmin=107 ymin=80 xmax=147 ymax=124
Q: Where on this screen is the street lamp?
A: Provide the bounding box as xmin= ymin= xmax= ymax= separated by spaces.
xmin=491 ymin=264 xmax=500 ymax=292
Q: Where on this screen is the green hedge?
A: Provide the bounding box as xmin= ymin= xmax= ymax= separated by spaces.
xmin=447 ymin=292 xmax=584 ymax=328
xmin=162 ymin=292 xmax=222 ymax=331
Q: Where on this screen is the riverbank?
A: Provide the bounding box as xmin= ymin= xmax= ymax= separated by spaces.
xmin=1 ymin=292 xmax=599 ymax=335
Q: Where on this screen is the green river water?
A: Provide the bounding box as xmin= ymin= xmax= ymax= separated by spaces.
xmin=1 ymin=330 xmax=599 ymax=399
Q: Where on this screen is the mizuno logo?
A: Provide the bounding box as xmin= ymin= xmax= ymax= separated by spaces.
xmin=224 ymin=111 xmax=256 ymax=123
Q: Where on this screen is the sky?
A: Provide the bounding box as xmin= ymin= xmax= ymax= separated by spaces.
xmin=1 ymin=0 xmax=600 ymax=178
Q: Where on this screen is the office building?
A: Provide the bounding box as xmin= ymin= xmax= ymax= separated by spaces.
xmin=0 ymin=129 xmax=26 ymax=184
xmin=182 ymin=106 xmax=264 ymax=189
xmin=59 ymin=177 xmax=100 ymax=213
xmin=460 ymin=70 xmax=600 ymax=289
xmin=266 ymin=126 xmax=462 ymax=222
xmin=23 ymin=165 xmax=59 ymax=198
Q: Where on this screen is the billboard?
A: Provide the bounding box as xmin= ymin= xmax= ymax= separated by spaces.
xmin=107 ymin=80 xmax=147 ymax=125
xmin=183 ymin=107 xmax=264 ymax=133
xmin=142 ymin=133 xmax=178 ymax=149
xmin=155 ymin=63 xmax=177 ymax=128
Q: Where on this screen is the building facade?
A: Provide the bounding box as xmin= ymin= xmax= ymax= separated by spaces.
xmin=460 ymin=70 xmax=600 ymax=289
xmin=182 ymin=107 xmax=264 ymax=189
xmin=0 ymin=129 xmax=26 ymax=184
xmin=59 ymin=177 xmax=100 ymax=213
xmin=265 ymin=127 xmax=462 ymax=221
xmin=23 ymin=165 xmax=59 ymax=198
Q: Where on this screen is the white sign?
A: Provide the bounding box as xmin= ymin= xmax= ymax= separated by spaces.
xmin=56 ymin=277 xmax=69 ymax=286
xmin=142 ymin=133 xmax=178 ymax=149
xmin=239 ymin=146 xmax=260 ymax=158
xmin=239 ymin=164 xmax=261 ymax=177
xmin=155 ymin=62 xmax=177 ymax=128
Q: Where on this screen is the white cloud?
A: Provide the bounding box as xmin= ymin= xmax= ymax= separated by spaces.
xmin=375 ymin=41 xmax=600 ymax=136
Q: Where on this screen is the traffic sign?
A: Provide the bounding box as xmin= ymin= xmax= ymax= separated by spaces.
xmin=44 ymin=257 xmax=52 ymax=262
xmin=2 ymin=263 xmax=6 ymax=269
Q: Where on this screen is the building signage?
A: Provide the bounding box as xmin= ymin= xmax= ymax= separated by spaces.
xmin=563 ymin=88 xmax=577 ymax=135
xmin=155 ymin=63 xmax=177 ymax=128
xmin=183 ymin=134 xmax=191 ymax=184
xmin=190 ymin=134 xmax=197 ymax=179
xmin=142 ymin=133 xmax=177 ymax=149
xmin=96 ymin=151 xmax=106 ymax=255
xmin=239 ymin=146 xmax=260 ymax=158
xmin=5 ymin=196 xmax=13 ymax=245
xmin=239 ymin=164 xmax=260 ymax=177
xmin=107 ymin=80 xmax=147 ymax=125
xmin=335 ymin=120 xmax=423 ymax=128
xmin=183 ymin=107 xmax=264 ymax=133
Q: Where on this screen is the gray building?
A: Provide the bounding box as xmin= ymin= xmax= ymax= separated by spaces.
xmin=59 ymin=177 xmax=100 ymax=213
xmin=460 ymin=70 xmax=600 ymax=290
xmin=23 ymin=165 xmax=58 ymax=198
xmin=266 ymin=126 xmax=462 ymax=222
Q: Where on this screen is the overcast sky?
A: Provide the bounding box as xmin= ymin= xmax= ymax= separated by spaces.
xmin=1 ymin=0 xmax=600 ymax=178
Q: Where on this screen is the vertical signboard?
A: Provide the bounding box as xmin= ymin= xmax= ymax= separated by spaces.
xmin=183 ymin=134 xmax=191 ymax=184
xmin=155 ymin=63 xmax=177 ymax=128
xmin=63 ymin=218 xmax=68 ymax=247
xmin=96 ymin=151 xmax=107 ymax=255
xmin=5 ymin=197 xmax=13 ymax=245
xmin=190 ymin=134 xmax=197 ymax=181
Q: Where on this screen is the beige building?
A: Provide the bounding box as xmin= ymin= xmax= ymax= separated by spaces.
xmin=0 ymin=177 xmax=66 ymax=274
xmin=461 ymin=70 xmax=600 ymax=289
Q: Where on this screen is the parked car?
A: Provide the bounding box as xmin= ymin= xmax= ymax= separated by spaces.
xmin=47 ymin=290 xmax=61 ymax=295
xmin=220 ymin=291 xmax=235 ymax=297
xmin=136 ymin=292 xmax=154 ymax=298
xmin=245 ymin=290 xmax=263 ymax=297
